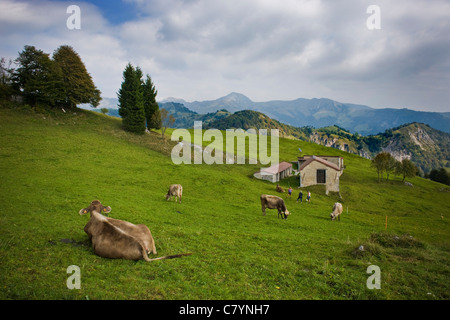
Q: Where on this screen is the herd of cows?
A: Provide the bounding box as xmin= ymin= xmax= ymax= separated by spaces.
xmin=78 ymin=184 xmax=343 ymax=262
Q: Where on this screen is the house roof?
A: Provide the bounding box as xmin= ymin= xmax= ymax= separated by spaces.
xmin=298 ymin=155 xmax=343 ymax=160
xmin=299 ymin=155 xmax=340 ymax=171
xmin=260 ymin=161 xmax=292 ymax=175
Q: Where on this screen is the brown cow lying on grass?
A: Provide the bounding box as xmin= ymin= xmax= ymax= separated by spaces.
xmin=261 ymin=194 xmax=291 ymax=219
xmin=165 ymin=184 xmax=183 ymax=203
xmin=79 ymin=200 xmax=191 ymax=261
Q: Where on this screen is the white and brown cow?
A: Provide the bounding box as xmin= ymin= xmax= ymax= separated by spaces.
xmin=330 ymin=202 xmax=343 ymax=221
xmin=79 ymin=200 xmax=191 ymax=261
xmin=165 ymin=184 xmax=183 ymax=203
xmin=260 ymin=194 xmax=291 ymax=219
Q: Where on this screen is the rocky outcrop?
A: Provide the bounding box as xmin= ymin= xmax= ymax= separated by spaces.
xmin=309 ymin=132 xmax=350 ymax=152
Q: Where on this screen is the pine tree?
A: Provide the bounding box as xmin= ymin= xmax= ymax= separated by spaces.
xmin=52 ymin=45 xmax=101 ymax=109
xmin=117 ymin=63 xmax=145 ymax=134
xmin=142 ymin=74 xmax=160 ymax=130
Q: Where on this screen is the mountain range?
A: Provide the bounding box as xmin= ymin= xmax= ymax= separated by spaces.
xmin=91 ymin=93 xmax=449 ymax=136
xmin=161 ymin=92 xmax=450 ymax=136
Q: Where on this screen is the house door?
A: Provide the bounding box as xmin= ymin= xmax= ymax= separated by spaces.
xmin=317 ymin=169 xmax=326 ymax=184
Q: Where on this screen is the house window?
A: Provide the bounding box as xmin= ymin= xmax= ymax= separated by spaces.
xmin=317 ymin=169 xmax=326 ymax=184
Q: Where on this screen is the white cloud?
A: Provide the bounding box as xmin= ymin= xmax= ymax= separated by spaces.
xmin=1 ymin=0 xmax=449 ymax=111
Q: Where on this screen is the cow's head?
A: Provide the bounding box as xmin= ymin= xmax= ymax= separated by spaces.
xmin=79 ymin=200 xmax=111 ymax=216
xmin=284 ymin=210 xmax=291 ymax=218
xmin=330 ymin=212 xmax=337 ymax=220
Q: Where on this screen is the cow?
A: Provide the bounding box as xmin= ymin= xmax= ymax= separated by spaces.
xmin=79 ymin=200 xmax=191 ymax=261
xmin=330 ymin=202 xmax=343 ymax=221
xmin=275 ymin=184 xmax=285 ymax=193
xmin=260 ymin=194 xmax=291 ymax=219
xmin=165 ymin=184 xmax=183 ymax=203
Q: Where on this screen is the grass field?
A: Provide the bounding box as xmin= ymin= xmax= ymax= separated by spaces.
xmin=0 ymin=104 xmax=449 ymax=300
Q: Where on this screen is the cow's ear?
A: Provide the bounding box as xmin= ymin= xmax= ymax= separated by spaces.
xmin=79 ymin=208 xmax=90 ymax=215
xmin=102 ymin=206 xmax=111 ymax=215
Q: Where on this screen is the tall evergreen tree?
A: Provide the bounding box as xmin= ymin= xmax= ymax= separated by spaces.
xmin=52 ymin=45 xmax=101 ymax=108
xmin=142 ymin=74 xmax=160 ymax=130
xmin=117 ymin=63 xmax=145 ymax=134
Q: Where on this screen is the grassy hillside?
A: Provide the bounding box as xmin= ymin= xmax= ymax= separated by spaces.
xmin=0 ymin=104 xmax=449 ymax=300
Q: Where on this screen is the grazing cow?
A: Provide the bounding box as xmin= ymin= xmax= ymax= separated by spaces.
xmin=79 ymin=200 xmax=191 ymax=261
xmin=330 ymin=202 xmax=343 ymax=221
xmin=276 ymin=184 xmax=285 ymax=193
xmin=260 ymin=194 xmax=291 ymax=219
xmin=165 ymin=184 xmax=183 ymax=203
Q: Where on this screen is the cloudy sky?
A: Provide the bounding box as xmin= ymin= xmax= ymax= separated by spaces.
xmin=1 ymin=0 xmax=449 ymax=112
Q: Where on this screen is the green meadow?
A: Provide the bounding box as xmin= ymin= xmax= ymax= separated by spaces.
xmin=0 ymin=104 xmax=449 ymax=300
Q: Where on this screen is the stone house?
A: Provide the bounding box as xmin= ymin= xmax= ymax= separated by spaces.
xmin=297 ymin=155 xmax=344 ymax=193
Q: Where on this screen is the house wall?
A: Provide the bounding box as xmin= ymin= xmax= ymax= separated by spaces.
xmin=258 ymin=172 xmax=276 ymax=183
xmin=300 ymin=161 xmax=342 ymax=192
xmin=279 ymin=166 xmax=292 ymax=180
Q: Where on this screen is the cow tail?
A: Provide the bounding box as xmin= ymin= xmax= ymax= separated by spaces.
xmin=145 ymin=253 xmax=193 ymax=262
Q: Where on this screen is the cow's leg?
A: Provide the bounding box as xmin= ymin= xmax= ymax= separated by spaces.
xmin=262 ymin=205 xmax=266 ymax=216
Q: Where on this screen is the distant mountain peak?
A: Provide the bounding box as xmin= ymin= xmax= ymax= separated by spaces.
xmin=218 ymin=92 xmax=253 ymax=105
xmin=160 ymin=97 xmax=187 ymax=104
xmin=223 ymin=92 xmax=252 ymax=100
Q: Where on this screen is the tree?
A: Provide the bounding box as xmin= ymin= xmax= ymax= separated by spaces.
xmin=385 ymin=153 xmax=398 ymax=181
xmin=142 ymin=74 xmax=160 ymax=130
xmin=52 ymin=45 xmax=101 ymax=109
xmin=159 ymin=108 xmax=175 ymax=139
xmin=13 ymin=45 xmax=64 ymax=107
xmin=117 ymin=63 xmax=145 ymax=134
xmin=429 ymin=168 xmax=450 ymax=186
xmin=371 ymin=152 xmax=387 ymax=182
xmin=395 ymin=159 xmax=418 ymax=181
xmin=371 ymin=151 xmax=399 ymax=182
xmin=150 ymin=108 xmax=162 ymax=130
xmin=0 ymin=58 xmax=16 ymax=100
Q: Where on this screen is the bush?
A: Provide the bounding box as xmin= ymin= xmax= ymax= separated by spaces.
xmin=429 ymin=168 xmax=450 ymax=186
